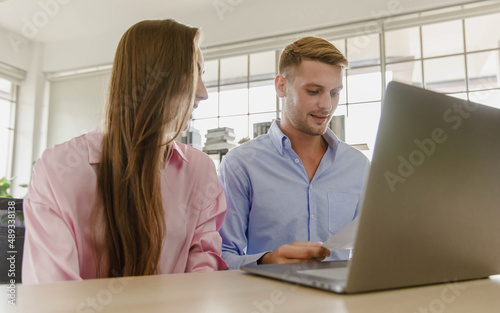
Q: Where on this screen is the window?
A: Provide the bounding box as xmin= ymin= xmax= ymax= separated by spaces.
xmin=197 ymin=5 xmax=500 ymax=161
xmin=385 ymin=11 xmax=500 ymax=108
xmin=343 ymin=32 xmax=382 ymax=159
xmin=0 ymin=77 xmax=16 ymax=179
xmin=192 ymin=51 xmax=277 ymax=147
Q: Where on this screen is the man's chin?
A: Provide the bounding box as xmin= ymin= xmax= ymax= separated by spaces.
xmin=307 ymin=121 xmax=329 ymax=134
xmin=301 ymin=127 xmax=327 ymax=136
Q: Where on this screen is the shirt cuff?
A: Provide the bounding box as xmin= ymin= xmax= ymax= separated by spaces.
xmin=222 ymin=250 xmax=269 ymax=269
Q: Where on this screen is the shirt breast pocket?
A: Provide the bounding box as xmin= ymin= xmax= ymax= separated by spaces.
xmin=327 ymin=192 xmax=359 ymax=234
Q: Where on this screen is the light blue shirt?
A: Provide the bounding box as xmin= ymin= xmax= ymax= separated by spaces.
xmin=218 ymin=120 xmax=370 ymax=269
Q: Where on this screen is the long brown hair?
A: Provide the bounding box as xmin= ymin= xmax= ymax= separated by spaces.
xmin=94 ymin=19 xmax=200 ymax=277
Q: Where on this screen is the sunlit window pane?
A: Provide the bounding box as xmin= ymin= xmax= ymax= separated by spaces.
xmin=386 ymin=61 xmax=423 ymax=88
xmin=219 ymin=84 xmax=248 ymax=116
xmin=333 ymin=104 xmax=347 ymax=117
xmin=347 ymin=66 xmax=382 ymax=103
xmin=467 ymin=50 xmax=500 ymax=91
xmin=345 ymin=102 xmax=381 ymax=161
xmin=192 ymin=117 xmax=219 ymax=147
xmin=0 ymin=97 xmax=12 ymax=178
xmin=203 ymin=59 xmax=219 ymax=88
xmin=347 ymin=34 xmax=380 ymax=67
xmin=385 ymin=27 xmax=421 ymax=62
xmin=424 ymin=55 xmax=466 ymax=93
xmin=193 ymin=87 xmax=218 ymax=119
xmin=465 ymin=12 xmax=500 ymax=52
xmin=422 ymin=20 xmax=464 ymax=58
xmin=447 ymin=93 xmax=468 ymax=101
xmin=219 ymin=115 xmax=249 ymax=143
xmin=249 ymin=81 xmax=275 ymax=114
xmin=250 ymin=51 xmax=275 ymax=81
xmin=249 ymin=112 xmax=275 ymax=139
xmin=220 ymin=55 xmax=248 ymax=85
xmin=469 ymin=90 xmax=500 ymax=109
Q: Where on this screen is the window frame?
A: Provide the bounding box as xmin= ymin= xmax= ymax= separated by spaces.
xmin=198 ymin=2 xmax=500 ymax=160
xmin=0 ymin=80 xmax=18 ymax=179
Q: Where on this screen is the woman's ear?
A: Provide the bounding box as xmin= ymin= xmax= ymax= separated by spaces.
xmin=275 ymin=74 xmax=287 ymax=98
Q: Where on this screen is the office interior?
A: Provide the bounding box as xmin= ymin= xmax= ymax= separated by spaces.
xmin=1 ymin=0 xmax=500 ymax=198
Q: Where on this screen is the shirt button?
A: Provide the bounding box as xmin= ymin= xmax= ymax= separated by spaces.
xmin=311 ymin=214 xmax=315 ymax=219
xmin=294 ymin=158 xmax=299 ymax=163
xmin=285 ymin=139 xmax=290 ymax=144
xmin=309 ymin=184 xmax=313 ymax=189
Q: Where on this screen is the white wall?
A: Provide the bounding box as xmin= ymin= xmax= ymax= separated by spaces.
xmin=42 ymin=33 xmax=120 ymax=74
xmin=46 ymin=72 xmax=109 ymax=148
xmin=0 ymin=27 xmax=33 ymax=71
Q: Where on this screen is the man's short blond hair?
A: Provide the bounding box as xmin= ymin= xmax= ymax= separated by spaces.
xmin=279 ymin=36 xmax=348 ymax=80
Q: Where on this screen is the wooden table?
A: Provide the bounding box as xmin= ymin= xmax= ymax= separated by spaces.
xmin=3 ymin=270 xmax=500 ymax=313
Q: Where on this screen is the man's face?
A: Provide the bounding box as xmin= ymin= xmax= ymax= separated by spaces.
xmin=279 ymin=60 xmax=343 ymax=136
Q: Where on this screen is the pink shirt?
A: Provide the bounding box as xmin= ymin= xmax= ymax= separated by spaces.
xmin=22 ymin=129 xmax=228 ymax=284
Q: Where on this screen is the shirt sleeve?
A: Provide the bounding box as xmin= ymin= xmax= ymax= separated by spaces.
xmin=22 ymin=160 xmax=81 ymax=284
xmin=185 ymin=169 xmax=229 ymax=272
xmin=218 ymin=155 xmax=266 ymax=269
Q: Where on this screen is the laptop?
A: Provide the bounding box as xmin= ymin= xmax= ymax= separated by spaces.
xmin=241 ymin=81 xmax=500 ymax=294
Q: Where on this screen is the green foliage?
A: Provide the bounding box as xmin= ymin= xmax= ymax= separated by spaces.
xmin=0 ymin=177 xmax=12 ymax=198
xmin=0 ymin=177 xmax=24 ymax=226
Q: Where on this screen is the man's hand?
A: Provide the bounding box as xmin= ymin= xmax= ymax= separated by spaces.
xmin=259 ymin=241 xmax=331 ymax=264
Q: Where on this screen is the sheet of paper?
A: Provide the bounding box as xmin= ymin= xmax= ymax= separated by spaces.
xmin=321 ymin=217 xmax=359 ymax=250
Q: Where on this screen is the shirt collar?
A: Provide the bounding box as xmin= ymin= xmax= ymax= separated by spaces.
xmin=268 ymin=120 xmax=287 ymax=155
xmin=170 ymin=141 xmax=189 ymax=163
xmin=268 ymin=119 xmax=340 ymax=155
xmin=87 ymin=129 xmax=189 ymax=164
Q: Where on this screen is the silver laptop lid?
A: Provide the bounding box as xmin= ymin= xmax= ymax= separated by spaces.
xmin=346 ymin=81 xmax=500 ymax=293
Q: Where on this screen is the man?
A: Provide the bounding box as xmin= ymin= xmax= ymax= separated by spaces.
xmin=218 ymin=36 xmax=370 ymax=269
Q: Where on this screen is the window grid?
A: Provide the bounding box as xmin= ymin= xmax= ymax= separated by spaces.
xmin=195 ymin=10 xmax=500 ymax=156
xmin=462 ymin=19 xmax=471 ymax=95
xmin=0 ymin=81 xmax=17 ymax=179
xmin=194 ymin=52 xmax=279 ymax=144
xmin=420 ymin=25 xmax=426 ymax=90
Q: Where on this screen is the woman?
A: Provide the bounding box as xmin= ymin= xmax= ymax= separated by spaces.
xmin=22 ymin=19 xmax=228 ymax=283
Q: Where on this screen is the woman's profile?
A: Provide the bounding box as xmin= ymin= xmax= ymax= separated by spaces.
xmin=22 ymin=19 xmax=228 ymax=283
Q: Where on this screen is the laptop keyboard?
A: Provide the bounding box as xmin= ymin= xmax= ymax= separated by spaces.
xmin=297 ymin=267 xmax=349 ymax=281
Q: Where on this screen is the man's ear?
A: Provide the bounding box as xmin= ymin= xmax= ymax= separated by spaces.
xmin=275 ymin=74 xmax=287 ymax=98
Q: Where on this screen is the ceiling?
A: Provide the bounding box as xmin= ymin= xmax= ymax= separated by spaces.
xmin=0 ymin=0 xmax=223 ymax=43
xmin=1 ymin=0 xmax=480 ymax=46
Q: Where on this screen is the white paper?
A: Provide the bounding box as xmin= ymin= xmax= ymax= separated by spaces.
xmin=321 ymin=217 xmax=359 ymax=250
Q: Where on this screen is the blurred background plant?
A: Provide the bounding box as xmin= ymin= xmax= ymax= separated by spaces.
xmin=0 ymin=177 xmax=12 ymax=198
xmin=0 ymin=177 xmax=24 ymax=226
xmin=238 ymin=136 xmax=250 ymax=144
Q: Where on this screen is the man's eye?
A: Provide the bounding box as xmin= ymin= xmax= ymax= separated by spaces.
xmin=330 ymin=91 xmax=339 ymax=97
xmin=307 ymin=90 xmax=319 ymax=95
